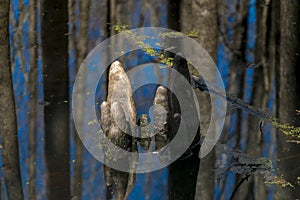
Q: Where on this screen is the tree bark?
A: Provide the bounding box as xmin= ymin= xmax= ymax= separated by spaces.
xmin=104 ymin=2 xmax=135 ymax=199
xmin=275 ymin=0 xmax=300 ymax=199
xmin=179 ymin=1 xmax=218 ymax=199
xmin=0 ymin=0 xmax=24 ymax=199
xmin=28 ymin=0 xmax=38 ymax=198
xmin=41 ymin=0 xmax=70 ymax=198
xmin=70 ymin=0 xmax=91 ymax=198
xmin=101 ymin=61 xmax=138 ymax=200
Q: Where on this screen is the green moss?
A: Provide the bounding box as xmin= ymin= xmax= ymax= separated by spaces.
xmin=113 ymin=24 xmax=129 ymax=32
xmin=186 ymin=30 xmax=199 ymax=38
xmin=112 ymin=25 xmax=205 ymax=68
xmin=88 ymin=119 xmax=98 ymax=126
xmin=271 ymin=120 xmax=300 ymax=143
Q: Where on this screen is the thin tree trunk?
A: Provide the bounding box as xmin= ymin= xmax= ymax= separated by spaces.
xmin=72 ymin=0 xmax=91 ymax=198
xmin=0 ymin=0 xmax=24 ymax=199
xmin=28 ymin=0 xmax=38 ymax=198
xmin=41 ymin=0 xmax=70 ymax=198
xmin=275 ymin=0 xmax=300 ymax=199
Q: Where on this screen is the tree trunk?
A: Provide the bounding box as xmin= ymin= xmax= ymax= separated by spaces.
xmin=179 ymin=1 xmax=218 ymax=199
xmin=102 ymin=2 xmax=136 ymax=199
xmin=0 ymin=0 xmax=24 ymax=199
xmin=167 ymin=0 xmax=180 ymax=31
xmin=70 ymin=0 xmax=91 ymax=198
xmin=41 ymin=0 xmax=70 ymax=199
xmin=28 ymin=0 xmax=38 ymax=198
xmin=275 ymin=0 xmax=300 ymax=199
xmin=166 ymin=53 xmax=197 ymax=200
xmin=101 ymin=61 xmax=138 ymax=200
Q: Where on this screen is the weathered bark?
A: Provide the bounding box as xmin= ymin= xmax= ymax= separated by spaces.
xmin=101 ymin=102 xmax=146 ymax=199
xmin=101 ymin=61 xmax=137 ymax=200
xmin=275 ymin=0 xmax=300 ymax=199
xmin=179 ymin=1 xmax=219 ymax=199
xmin=28 ymin=0 xmax=38 ymax=198
xmin=103 ymin=2 xmax=135 ymax=199
xmin=41 ymin=0 xmax=70 ymax=198
xmin=154 ymin=86 xmax=169 ymax=150
xmin=0 ymin=0 xmax=24 ymax=199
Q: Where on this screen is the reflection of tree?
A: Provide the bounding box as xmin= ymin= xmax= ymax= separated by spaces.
xmin=242 ymin=0 xmax=278 ymax=198
xmin=41 ymin=0 xmax=70 ymax=198
xmin=219 ymin=1 xmax=252 ymax=199
xmin=69 ymin=0 xmax=90 ymax=198
xmin=0 ymin=0 xmax=24 ymax=199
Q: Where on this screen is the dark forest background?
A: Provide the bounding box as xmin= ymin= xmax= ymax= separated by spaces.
xmin=0 ymin=0 xmax=299 ymax=199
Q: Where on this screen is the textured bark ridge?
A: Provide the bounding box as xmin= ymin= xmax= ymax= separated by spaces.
xmin=101 ymin=61 xmax=137 ymax=200
xmin=154 ymin=86 xmax=169 ymax=150
xmin=137 ymin=114 xmax=151 ymax=150
xmin=107 ymin=61 xmax=136 ymax=127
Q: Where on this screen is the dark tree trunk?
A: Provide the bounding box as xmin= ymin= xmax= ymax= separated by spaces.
xmin=167 ymin=1 xmax=219 ymax=199
xmin=167 ymin=0 xmax=180 ymax=31
xmin=41 ymin=0 xmax=70 ymax=199
xmin=0 ymin=0 xmax=24 ymax=199
xmin=167 ymin=53 xmax=201 ymax=200
xmin=275 ymin=0 xmax=300 ymax=199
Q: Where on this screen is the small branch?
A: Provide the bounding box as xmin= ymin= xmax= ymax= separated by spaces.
xmin=192 ymin=75 xmax=273 ymax=121
xmin=229 ymin=175 xmax=250 ymax=200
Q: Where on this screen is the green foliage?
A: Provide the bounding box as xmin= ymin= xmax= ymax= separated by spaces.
xmin=88 ymin=119 xmax=98 ymax=126
xmin=186 ymin=30 xmax=199 ymax=38
xmin=113 ymin=25 xmax=174 ymax=67
xmin=112 ymin=25 xmax=203 ymax=68
xmin=113 ymin=24 xmax=129 ymax=32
